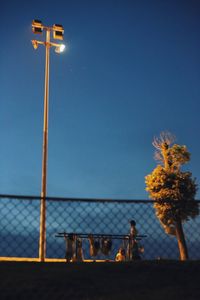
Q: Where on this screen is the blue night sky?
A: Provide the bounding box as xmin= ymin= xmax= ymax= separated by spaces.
xmin=0 ymin=0 xmax=200 ymax=199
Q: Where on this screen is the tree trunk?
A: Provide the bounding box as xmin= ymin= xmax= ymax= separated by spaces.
xmin=175 ymin=219 xmax=189 ymax=260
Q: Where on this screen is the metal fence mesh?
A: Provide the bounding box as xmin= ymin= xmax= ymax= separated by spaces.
xmin=0 ymin=196 xmax=199 ymax=261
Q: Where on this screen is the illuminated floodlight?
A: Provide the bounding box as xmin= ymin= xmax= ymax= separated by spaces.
xmin=59 ymin=44 xmax=65 ymax=52
xmin=55 ymin=44 xmax=65 ymax=53
xmin=53 ymin=24 xmax=64 ymax=40
xmin=32 ymin=19 xmax=43 ymax=34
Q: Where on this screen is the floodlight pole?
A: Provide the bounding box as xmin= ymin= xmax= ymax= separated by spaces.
xmin=32 ymin=20 xmax=65 ymax=262
xmin=39 ymin=28 xmax=50 ymax=262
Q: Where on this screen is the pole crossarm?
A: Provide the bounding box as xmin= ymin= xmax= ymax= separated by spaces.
xmin=31 ymin=39 xmax=63 ymax=49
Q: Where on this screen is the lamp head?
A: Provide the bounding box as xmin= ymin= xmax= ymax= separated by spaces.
xmin=55 ymin=44 xmax=66 ymax=53
xmin=31 ymin=40 xmax=38 ymax=50
xmin=32 ymin=20 xmax=43 ymax=34
xmin=53 ymin=24 xmax=64 ymax=40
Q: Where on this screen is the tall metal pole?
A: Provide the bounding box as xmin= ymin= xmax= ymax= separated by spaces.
xmin=39 ymin=28 xmax=50 ymax=262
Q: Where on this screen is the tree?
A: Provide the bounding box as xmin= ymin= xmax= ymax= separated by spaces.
xmin=145 ymin=132 xmax=199 ymax=260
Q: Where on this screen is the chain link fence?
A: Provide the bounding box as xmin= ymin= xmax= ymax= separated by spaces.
xmin=0 ymin=195 xmax=199 ymax=261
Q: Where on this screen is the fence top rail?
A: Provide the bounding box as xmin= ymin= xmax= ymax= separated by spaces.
xmin=0 ymin=194 xmax=200 ymax=204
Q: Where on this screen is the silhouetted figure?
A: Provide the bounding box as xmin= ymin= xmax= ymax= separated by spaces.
xmin=129 ymin=220 xmax=138 ymax=238
xmin=127 ymin=220 xmax=138 ymax=260
xmin=74 ymin=237 xmax=84 ymax=262
xmin=101 ymin=237 xmax=112 ymax=256
xmin=88 ymin=235 xmax=100 ymax=257
xmin=65 ymin=233 xmax=75 ymax=262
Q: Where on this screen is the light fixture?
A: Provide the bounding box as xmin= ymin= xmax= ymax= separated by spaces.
xmin=32 ymin=19 xmax=43 ymax=34
xmin=55 ymin=44 xmax=66 ymax=53
xmin=31 ymin=40 xmax=38 ymax=50
xmin=53 ymin=24 xmax=64 ymax=40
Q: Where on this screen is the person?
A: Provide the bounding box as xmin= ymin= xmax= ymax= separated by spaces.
xmin=127 ymin=220 xmax=138 ymax=260
xmin=115 ymin=248 xmax=126 ymax=262
xmin=101 ymin=237 xmax=112 ymax=256
xmin=131 ymin=240 xmax=141 ymax=260
xmin=74 ymin=237 xmax=84 ymax=262
xmin=129 ymin=220 xmax=138 ymax=239
xmin=88 ymin=235 xmax=100 ymax=257
xmin=65 ymin=233 xmax=75 ymax=262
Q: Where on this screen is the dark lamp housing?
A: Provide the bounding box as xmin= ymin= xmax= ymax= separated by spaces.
xmin=32 ymin=19 xmax=43 ymax=34
xmin=53 ymin=24 xmax=64 ymax=40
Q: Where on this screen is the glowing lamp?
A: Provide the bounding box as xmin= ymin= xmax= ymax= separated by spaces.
xmin=55 ymin=44 xmax=65 ymax=53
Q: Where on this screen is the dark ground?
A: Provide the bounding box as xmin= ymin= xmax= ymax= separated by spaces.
xmin=0 ymin=261 xmax=200 ymax=300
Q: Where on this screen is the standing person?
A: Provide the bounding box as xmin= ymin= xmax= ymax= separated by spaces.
xmin=130 ymin=220 xmax=138 ymax=239
xmin=131 ymin=240 xmax=141 ymax=260
xmin=127 ymin=220 xmax=138 ymax=260
xmin=65 ymin=233 xmax=75 ymax=262
xmin=75 ymin=237 xmax=84 ymax=262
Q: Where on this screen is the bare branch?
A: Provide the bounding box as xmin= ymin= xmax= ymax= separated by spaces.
xmin=154 ymin=150 xmax=163 ymax=163
xmin=153 ymin=131 xmax=176 ymax=149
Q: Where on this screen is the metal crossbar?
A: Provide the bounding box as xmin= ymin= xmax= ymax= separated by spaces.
xmin=55 ymin=233 xmax=147 ymax=239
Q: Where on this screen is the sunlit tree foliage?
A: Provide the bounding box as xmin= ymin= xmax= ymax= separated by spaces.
xmin=145 ymin=132 xmax=199 ymax=260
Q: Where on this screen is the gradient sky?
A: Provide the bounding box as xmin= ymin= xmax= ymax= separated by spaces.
xmin=0 ymin=0 xmax=200 ymax=199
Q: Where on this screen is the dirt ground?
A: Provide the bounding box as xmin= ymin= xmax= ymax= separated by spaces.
xmin=0 ymin=260 xmax=199 ymax=300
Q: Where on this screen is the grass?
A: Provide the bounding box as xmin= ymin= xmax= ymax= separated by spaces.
xmin=0 ymin=260 xmax=200 ymax=299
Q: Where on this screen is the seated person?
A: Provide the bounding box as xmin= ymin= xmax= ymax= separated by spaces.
xmin=115 ymin=248 xmax=126 ymax=262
